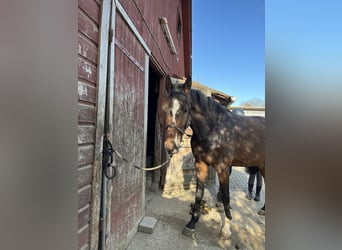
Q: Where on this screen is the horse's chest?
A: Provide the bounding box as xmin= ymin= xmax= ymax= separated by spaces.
xmin=191 ymin=136 xmax=232 ymax=163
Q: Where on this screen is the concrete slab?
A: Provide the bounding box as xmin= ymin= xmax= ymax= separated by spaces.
xmin=138 ymin=216 xmax=157 ymax=234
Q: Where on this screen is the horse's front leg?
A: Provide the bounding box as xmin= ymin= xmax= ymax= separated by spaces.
xmin=182 ymin=161 xmax=208 ymax=237
xmin=218 ymin=167 xmax=233 ymax=239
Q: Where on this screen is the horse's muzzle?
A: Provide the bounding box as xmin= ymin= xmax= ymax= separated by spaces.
xmin=164 ymin=140 xmax=180 ymax=155
xmin=167 ymin=147 xmax=179 ymax=155
xmin=164 ymin=125 xmax=183 ymax=155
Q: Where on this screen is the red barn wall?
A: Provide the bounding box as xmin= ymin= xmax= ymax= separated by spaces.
xmin=118 ymin=0 xmax=191 ymax=77
xmin=77 ymin=0 xmax=100 ymax=249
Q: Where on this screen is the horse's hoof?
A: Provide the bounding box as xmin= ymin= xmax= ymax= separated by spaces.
xmin=219 ymin=230 xmax=232 ymax=240
xmin=258 ymin=209 xmax=265 ymax=215
xmin=182 ymin=227 xmax=195 ymax=237
xmin=226 ymin=210 xmax=232 ymax=220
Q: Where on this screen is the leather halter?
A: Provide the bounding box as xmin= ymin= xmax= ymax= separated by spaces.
xmin=166 ymin=114 xmax=192 ymax=137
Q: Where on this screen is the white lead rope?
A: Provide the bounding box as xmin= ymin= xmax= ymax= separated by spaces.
xmin=112 ymin=147 xmax=171 ymax=171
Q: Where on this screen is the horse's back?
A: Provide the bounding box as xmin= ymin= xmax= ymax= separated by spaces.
xmin=227 ymin=115 xmax=265 ymax=166
xmin=191 ymin=114 xmax=265 ymax=167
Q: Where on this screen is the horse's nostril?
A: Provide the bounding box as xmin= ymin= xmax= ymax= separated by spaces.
xmin=165 ymin=143 xmax=179 ymax=155
xmin=168 ymin=148 xmax=179 ymax=154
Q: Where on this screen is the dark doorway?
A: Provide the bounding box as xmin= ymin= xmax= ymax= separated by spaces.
xmin=146 ymin=65 xmax=161 ymax=189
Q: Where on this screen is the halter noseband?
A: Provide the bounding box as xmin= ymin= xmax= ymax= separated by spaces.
xmin=166 ymin=113 xmax=192 ymax=137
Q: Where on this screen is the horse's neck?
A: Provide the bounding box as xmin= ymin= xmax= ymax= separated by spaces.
xmin=188 ymin=90 xmax=223 ymax=139
xmin=189 ymin=107 xmax=210 ymax=140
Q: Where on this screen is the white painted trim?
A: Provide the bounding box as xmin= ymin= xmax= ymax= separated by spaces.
xmin=107 ymin=1 xmax=116 ymax=147
xmin=115 ymin=0 xmax=151 ymax=55
xmin=141 ymin=53 xmax=149 ymax=215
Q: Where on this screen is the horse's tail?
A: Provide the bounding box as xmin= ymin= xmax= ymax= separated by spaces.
xmin=245 ymin=166 xmax=259 ymax=175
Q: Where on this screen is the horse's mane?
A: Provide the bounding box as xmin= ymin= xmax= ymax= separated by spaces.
xmin=190 ymin=89 xmax=229 ymax=117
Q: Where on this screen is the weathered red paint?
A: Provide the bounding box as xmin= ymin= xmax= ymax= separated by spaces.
xmin=77 ymin=125 xmax=95 ymax=144
xmin=78 ymin=10 xmax=98 ymax=44
xmin=77 ymin=0 xmax=100 ymax=249
xmin=78 ymin=205 xmax=90 ymax=230
xmin=110 ymin=190 xmax=142 ymax=247
xmin=78 ymin=185 xmax=92 ymax=209
xmin=78 ymin=145 xmax=94 ymax=166
xmin=78 ymin=81 xmax=97 ymax=104
xmin=79 ymin=0 xmax=100 ymax=24
xmin=78 ymin=35 xmax=98 ymax=64
xmin=78 ymin=225 xmax=89 ymax=249
xmin=78 ymin=165 xmax=93 ymax=188
xmin=78 ymin=104 xmax=96 ymax=124
xmin=119 ymin=0 xmax=191 ymax=76
xmin=104 ymin=10 xmax=147 ymax=248
xmin=78 ymin=57 xmax=97 ymax=84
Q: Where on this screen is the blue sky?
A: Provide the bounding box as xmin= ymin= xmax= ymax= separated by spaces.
xmin=266 ymin=0 xmax=342 ymax=79
xmin=192 ymin=0 xmax=265 ymax=105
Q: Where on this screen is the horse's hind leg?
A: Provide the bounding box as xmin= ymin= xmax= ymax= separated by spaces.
xmin=217 ymin=168 xmax=233 ymax=239
xmin=258 ymin=164 xmax=266 ymax=215
xmin=182 ymin=161 xmax=208 ymax=237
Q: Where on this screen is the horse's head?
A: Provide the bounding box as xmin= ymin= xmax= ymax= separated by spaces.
xmin=162 ymin=75 xmax=192 ymax=154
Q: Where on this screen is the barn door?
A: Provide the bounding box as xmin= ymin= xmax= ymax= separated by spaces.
xmin=102 ymin=2 xmax=152 ymax=249
xmin=91 ymin=1 xmax=153 ymax=248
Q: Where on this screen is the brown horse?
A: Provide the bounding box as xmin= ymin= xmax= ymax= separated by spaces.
xmin=163 ymin=75 xmax=265 ymax=239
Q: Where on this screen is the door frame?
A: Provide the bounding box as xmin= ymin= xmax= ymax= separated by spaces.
xmin=88 ymin=0 xmax=113 ymax=249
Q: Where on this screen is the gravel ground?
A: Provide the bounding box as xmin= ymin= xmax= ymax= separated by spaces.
xmin=127 ymin=168 xmax=265 ymax=250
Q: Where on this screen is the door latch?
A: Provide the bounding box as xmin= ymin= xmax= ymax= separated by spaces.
xmin=102 ymin=135 xmax=116 ymax=179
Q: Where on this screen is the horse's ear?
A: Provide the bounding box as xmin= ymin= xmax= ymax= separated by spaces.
xmin=165 ymin=75 xmax=172 ymax=95
xmin=183 ymin=75 xmax=192 ymax=94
